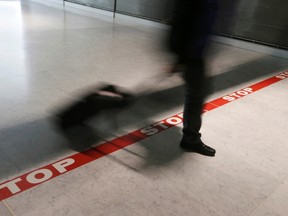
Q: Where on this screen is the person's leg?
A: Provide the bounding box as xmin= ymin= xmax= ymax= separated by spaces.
xmin=180 ymin=59 xmax=215 ymax=156
xmin=182 ymin=59 xmax=205 ymax=139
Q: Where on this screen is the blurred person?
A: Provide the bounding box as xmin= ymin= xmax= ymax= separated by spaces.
xmin=168 ymin=0 xmax=218 ymax=156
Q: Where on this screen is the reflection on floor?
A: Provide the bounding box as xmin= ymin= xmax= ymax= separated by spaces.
xmin=0 ymin=1 xmax=288 ymax=216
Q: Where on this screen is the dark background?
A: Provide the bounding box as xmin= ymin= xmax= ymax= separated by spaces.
xmin=66 ymin=0 xmax=288 ymax=49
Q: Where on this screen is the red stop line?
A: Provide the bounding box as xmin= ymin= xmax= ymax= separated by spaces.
xmin=0 ymin=71 xmax=287 ymax=201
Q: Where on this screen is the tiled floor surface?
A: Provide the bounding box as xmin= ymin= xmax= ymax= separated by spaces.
xmin=0 ymin=1 xmax=288 ymax=215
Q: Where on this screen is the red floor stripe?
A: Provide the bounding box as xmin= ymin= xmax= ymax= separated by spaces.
xmin=0 ymin=71 xmax=287 ymax=201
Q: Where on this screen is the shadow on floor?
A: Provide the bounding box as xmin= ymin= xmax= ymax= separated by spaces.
xmin=0 ymin=55 xmax=287 ymax=180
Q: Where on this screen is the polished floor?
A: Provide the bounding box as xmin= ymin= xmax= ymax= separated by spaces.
xmin=1 ymin=1 xmax=288 ymax=216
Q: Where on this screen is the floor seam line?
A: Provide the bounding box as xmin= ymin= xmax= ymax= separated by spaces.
xmin=3 ymin=200 xmax=16 ymax=216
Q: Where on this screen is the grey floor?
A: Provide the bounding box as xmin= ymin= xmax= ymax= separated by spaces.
xmin=1 ymin=1 xmax=288 ymax=216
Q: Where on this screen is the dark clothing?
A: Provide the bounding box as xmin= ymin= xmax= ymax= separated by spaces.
xmin=169 ymin=0 xmax=217 ymax=140
xmin=182 ymin=59 xmax=207 ymax=141
xmin=169 ymin=0 xmax=217 ymax=61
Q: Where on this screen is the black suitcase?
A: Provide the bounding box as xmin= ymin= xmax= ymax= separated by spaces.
xmin=56 ymin=84 xmax=134 ymax=131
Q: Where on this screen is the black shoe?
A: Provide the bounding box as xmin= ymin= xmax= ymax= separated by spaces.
xmin=180 ymin=138 xmax=216 ymax=157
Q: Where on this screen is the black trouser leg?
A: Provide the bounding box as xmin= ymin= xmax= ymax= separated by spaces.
xmin=182 ymin=59 xmax=207 ymax=141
